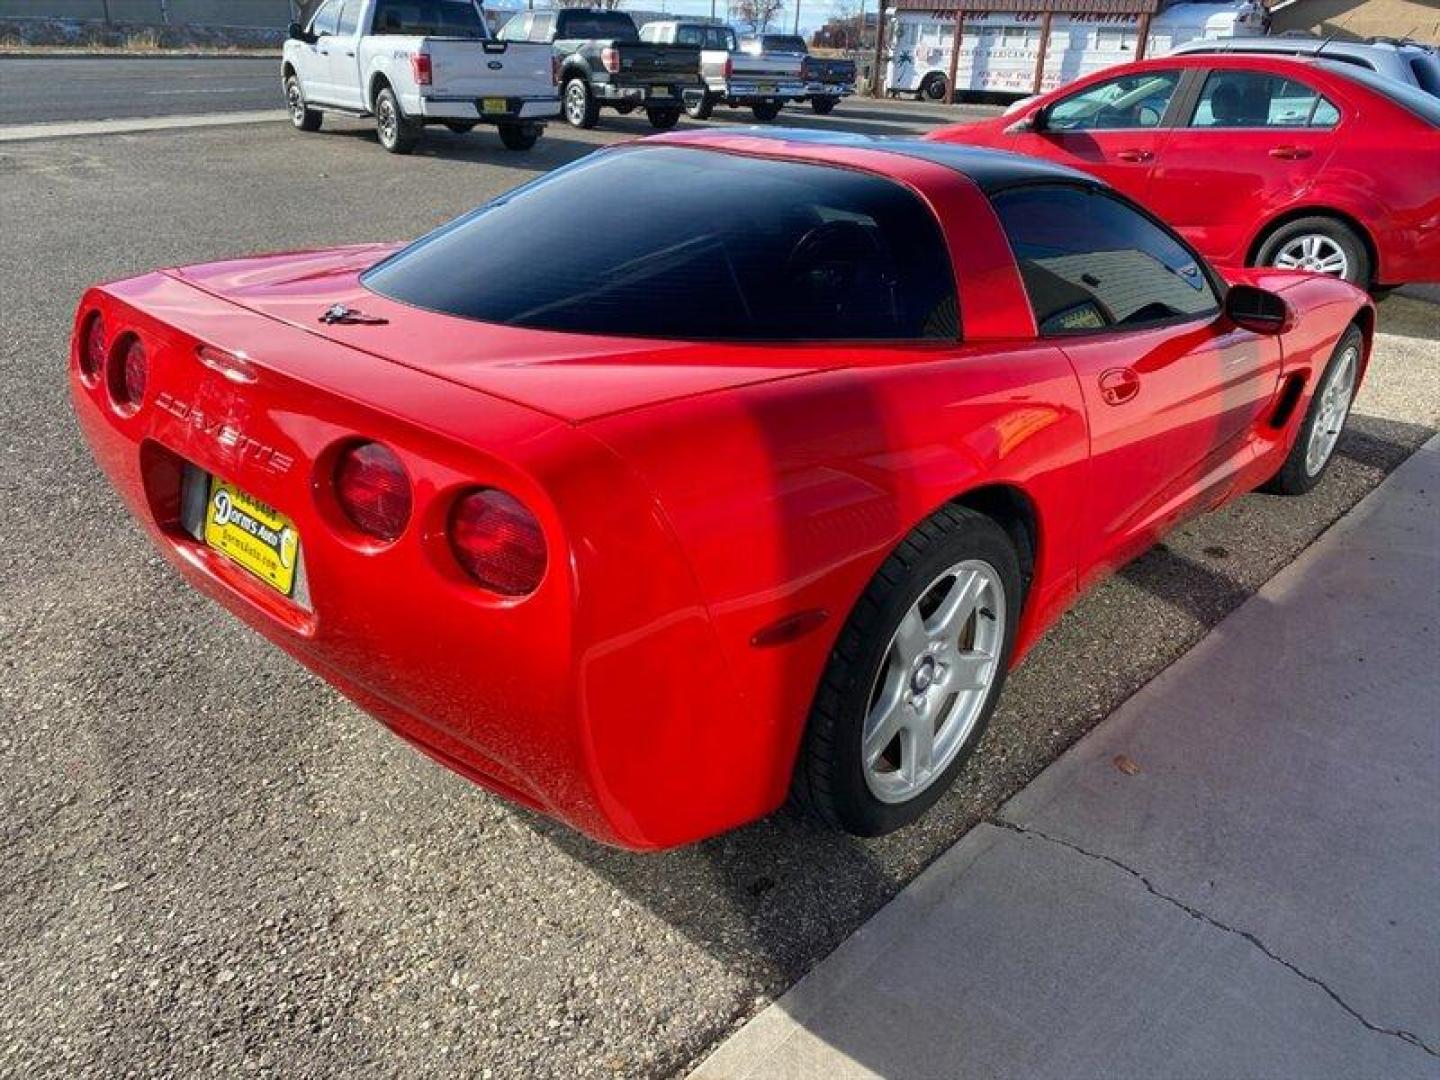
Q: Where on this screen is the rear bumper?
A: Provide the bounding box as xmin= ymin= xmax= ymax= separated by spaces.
xmin=806 ymin=81 xmax=855 ymax=97
xmin=69 ymin=273 xmax=757 ymax=849
xmin=418 ymin=94 xmax=560 ymax=122
xmin=596 ymin=80 xmax=693 ymax=106
xmin=702 ymin=77 xmax=808 ymax=101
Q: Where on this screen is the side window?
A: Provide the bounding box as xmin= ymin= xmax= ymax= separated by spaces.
xmin=1047 ymin=71 xmax=1181 ymax=131
xmin=530 ymin=13 xmax=553 ymax=40
xmin=1190 ymin=71 xmax=1329 ymax=128
xmin=676 ymin=26 xmax=705 ymax=46
xmin=309 ymin=0 xmax=340 ymax=37
xmin=335 ymin=0 xmax=359 ymax=36
xmin=992 ymin=185 xmax=1218 ymax=336
xmin=1310 ymin=96 xmax=1340 ymax=127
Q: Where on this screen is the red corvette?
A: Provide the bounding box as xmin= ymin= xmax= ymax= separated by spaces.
xmin=928 ymin=54 xmax=1440 ymax=289
xmin=71 ymin=130 xmax=1372 ymax=849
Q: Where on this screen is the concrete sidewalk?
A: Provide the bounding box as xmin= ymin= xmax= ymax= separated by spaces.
xmin=693 ymin=437 xmax=1440 ymax=1080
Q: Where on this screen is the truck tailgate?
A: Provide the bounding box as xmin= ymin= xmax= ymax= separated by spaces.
xmin=425 ymin=39 xmax=553 ymax=98
xmin=731 ymin=53 xmax=802 ymax=79
xmin=613 ymin=43 xmax=700 ymax=80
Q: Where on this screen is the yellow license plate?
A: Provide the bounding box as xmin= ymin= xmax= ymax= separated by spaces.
xmin=203 ymin=478 xmax=301 ymax=596
xmin=757 ymin=84 xmax=776 ymax=93
xmin=650 ymin=85 xmax=670 ymax=97
xmin=482 ymin=97 xmax=508 ymax=113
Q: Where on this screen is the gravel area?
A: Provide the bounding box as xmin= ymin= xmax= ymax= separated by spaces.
xmin=1 ymin=101 xmax=1436 ymax=1078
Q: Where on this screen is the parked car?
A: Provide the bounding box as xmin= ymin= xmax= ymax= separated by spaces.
xmin=1169 ymin=35 xmax=1440 ymax=98
xmin=70 ymin=128 xmax=1372 ymax=848
xmin=928 ymin=54 xmax=1440 ymax=289
xmin=498 ymin=7 xmax=700 ymax=130
xmin=739 ymin=34 xmax=856 ymax=113
xmin=639 ymin=19 xmax=804 ymax=122
xmin=282 ymin=0 xmax=558 ymax=154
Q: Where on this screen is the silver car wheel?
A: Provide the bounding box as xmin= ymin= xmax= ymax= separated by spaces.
xmin=1305 ymin=343 xmax=1358 ymax=477
xmin=377 ymin=96 xmax=397 ymax=147
xmin=1272 ymin=234 xmax=1350 ymax=278
xmin=565 ymin=81 xmax=587 ymax=126
xmin=863 ymin=559 xmax=1005 ymax=804
xmin=286 ymin=79 xmax=305 ymax=123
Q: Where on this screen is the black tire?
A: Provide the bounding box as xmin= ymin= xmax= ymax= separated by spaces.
xmin=563 ymin=77 xmax=599 ymax=129
xmin=791 ymin=505 xmax=1022 ymax=836
xmin=751 ymin=101 xmax=783 ymax=122
xmin=284 ymin=73 xmax=322 ymax=132
xmin=810 ymin=96 xmax=837 ymax=115
xmin=1261 ymin=325 xmax=1364 ymax=496
xmin=646 ymin=106 xmax=681 ymax=129
xmin=920 ymin=73 xmax=948 ymax=101
xmin=684 ymin=92 xmax=714 ymax=120
xmin=1254 ymin=215 xmax=1371 ymax=287
xmin=444 ymin=121 xmax=477 ymax=134
xmin=375 ymin=86 xmax=419 ymax=154
xmin=497 ymin=122 xmax=540 ymax=151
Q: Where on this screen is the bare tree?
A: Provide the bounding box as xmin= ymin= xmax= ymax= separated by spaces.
xmin=732 ymin=0 xmax=786 ymax=34
xmin=557 ymin=0 xmax=623 ymax=7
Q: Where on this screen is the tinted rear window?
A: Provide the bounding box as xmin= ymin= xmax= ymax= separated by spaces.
xmin=364 ymin=146 xmax=958 ymax=341
xmin=556 ymin=10 xmax=638 ymax=41
xmin=763 ymin=35 xmax=808 ymax=52
xmin=372 ymin=0 xmax=486 ymax=37
xmin=1316 ymin=60 xmax=1440 ymax=123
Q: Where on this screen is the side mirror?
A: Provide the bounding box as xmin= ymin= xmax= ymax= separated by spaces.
xmin=1225 ymin=283 xmax=1293 ymax=335
xmin=288 ymin=21 xmax=315 ymax=43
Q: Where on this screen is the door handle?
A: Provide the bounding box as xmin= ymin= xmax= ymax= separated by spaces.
xmin=345 ymin=50 xmax=355 ymax=56
xmin=1116 ymin=148 xmax=1153 ymax=163
xmin=1098 ymin=367 xmax=1140 ymax=406
xmin=1268 ymin=145 xmax=1312 ymax=160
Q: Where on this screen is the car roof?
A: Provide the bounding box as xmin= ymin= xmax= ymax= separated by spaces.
xmin=646 ymin=128 xmax=1097 ymax=192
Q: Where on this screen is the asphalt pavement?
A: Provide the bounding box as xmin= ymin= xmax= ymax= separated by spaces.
xmin=1 ymin=96 xmax=1437 ymax=1078
xmin=0 ymin=56 xmax=281 ymax=123
xmin=694 ymin=437 xmax=1440 ymax=1079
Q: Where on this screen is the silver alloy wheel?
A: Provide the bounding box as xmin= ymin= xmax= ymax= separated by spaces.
xmin=565 ymin=81 xmax=587 ymax=125
xmin=1272 ymin=233 xmax=1350 ymax=278
xmin=863 ymin=559 xmax=1005 ymax=804
xmin=286 ymin=78 xmax=305 ymax=124
xmin=1305 ymin=343 xmax=1358 ymax=477
xmin=377 ymin=95 xmax=397 ymax=147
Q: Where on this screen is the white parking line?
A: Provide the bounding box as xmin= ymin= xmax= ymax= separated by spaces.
xmin=0 ymin=109 xmax=287 ymax=142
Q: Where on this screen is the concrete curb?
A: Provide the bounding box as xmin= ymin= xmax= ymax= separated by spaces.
xmin=0 ymin=109 xmax=287 ymax=141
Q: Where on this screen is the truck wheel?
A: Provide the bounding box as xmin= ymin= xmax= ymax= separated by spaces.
xmin=810 ymin=96 xmax=837 ymax=115
xmin=498 ymin=122 xmax=541 ymax=151
xmin=920 ymin=72 xmax=948 ymax=101
xmin=375 ymin=86 xmax=419 ymax=154
xmin=790 ymin=504 xmax=1022 ymax=836
xmin=684 ymin=92 xmax=714 ymax=120
xmin=646 ymin=106 xmax=681 ymax=129
xmin=284 ymin=74 xmax=322 ymax=132
xmin=563 ymin=77 xmax=599 ymax=129
xmin=444 ymin=121 xmax=477 ymax=134
xmin=751 ymin=101 xmax=783 ymax=122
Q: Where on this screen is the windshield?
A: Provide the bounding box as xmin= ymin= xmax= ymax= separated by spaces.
xmin=676 ymin=25 xmax=736 ymax=49
xmin=558 ymin=10 xmax=639 ymax=41
xmin=372 ymin=0 xmax=487 ymax=38
xmin=363 ymin=146 xmax=958 ymax=342
xmin=1317 ymin=60 xmax=1440 ymax=121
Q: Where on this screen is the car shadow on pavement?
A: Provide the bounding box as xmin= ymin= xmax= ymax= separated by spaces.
xmin=1374 ymin=289 xmax=1440 ymax=344
xmin=316 ymin=121 xmax=600 ymax=171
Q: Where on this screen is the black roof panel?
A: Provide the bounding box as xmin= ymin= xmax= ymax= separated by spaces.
xmin=676 ymin=127 xmax=1098 ymax=193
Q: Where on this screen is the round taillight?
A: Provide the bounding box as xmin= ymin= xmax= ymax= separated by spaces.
xmin=448 ymin=489 xmax=546 ymax=596
xmin=79 ymin=313 xmax=106 ymax=384
xmin=108 ymin=334 xmax=148 ymax=412
xmin=333 ymin=441 xmax=411 ymax=542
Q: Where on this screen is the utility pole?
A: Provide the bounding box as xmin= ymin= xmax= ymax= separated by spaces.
xmin=793 ymin=0 xmax=801 ymax=36
xmin=857 ymin=0 xmax=867 ymax=57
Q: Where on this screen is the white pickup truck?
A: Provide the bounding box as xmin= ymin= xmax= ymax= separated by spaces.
xmin=282 ymin=0 xmax=559 ymax=154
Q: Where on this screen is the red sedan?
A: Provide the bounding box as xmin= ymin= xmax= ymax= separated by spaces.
xmin=928 ymin=54 xmax=1440 ymax=289
xmin=71 ymin=130 xmax=1371 ymax=849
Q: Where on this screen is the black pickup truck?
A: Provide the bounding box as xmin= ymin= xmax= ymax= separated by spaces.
xmin=499 ymin=8 xmax=701 ymax=129
xmin=740 ymin=34 xmax=857 ymax=114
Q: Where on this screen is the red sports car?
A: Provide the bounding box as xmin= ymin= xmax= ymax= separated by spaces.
xmin=71 ymin=130 xmax=1371 ymax=849
xmin=927 ymin=54 xmax=1440 ymax=289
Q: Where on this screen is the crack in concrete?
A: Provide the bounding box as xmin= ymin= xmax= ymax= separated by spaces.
xmin=991 ymin=817 xmax=1439 ymax=1059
